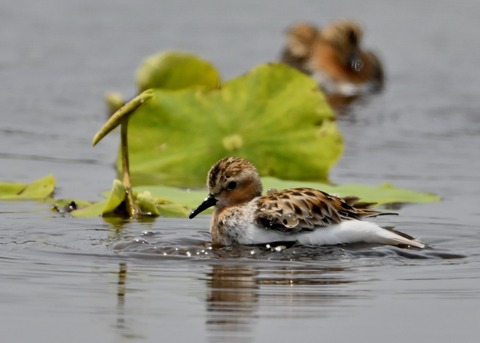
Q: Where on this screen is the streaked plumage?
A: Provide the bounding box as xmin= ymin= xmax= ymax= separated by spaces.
xmin=189 ymin=157 xmax=424 ymax=249
xmin=280 ymin=20 xmax=384 ymax=96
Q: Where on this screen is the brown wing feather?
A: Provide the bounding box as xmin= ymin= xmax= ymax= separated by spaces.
xmin=254 ymin=187 xmax=391 ymax=233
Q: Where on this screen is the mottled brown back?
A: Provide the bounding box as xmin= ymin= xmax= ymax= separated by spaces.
xmin=254 ymin=187 xmax=389 ymax=233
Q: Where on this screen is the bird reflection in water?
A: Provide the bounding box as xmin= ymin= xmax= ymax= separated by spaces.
xmin=205 ymin=260 xmax=358 ymax=343
xmin=206 ymin=264 xmax=258 ymax=343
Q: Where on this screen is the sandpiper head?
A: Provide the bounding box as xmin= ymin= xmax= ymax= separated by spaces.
xmin=189 ymin=157 xmax=263 ymax=219
xmin=285 ymin=22 xmax=319 ymax=58
xmin=320 ymin=20 xmax=365 ymax=71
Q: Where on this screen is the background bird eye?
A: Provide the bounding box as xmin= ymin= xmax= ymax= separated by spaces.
xmin=227 ymin=181 xmax=237 ymax=190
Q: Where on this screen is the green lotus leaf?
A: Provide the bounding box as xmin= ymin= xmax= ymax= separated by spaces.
xmin=133 ymin=178 xmax=439 ymax=218
xmin=136 ymin=50 xmax=221 ymax=93
xmin=135 ymin=191 xmax=160 ymax=216
xmin=261 ymin=178 xmax=441 ymax=205
xmin=51 ymin=176 xmax=439 ymax=219
xmin=63 ymin=179 xmax=125 ymax=218
xmin=68 ymin=180 xmax=189 ymax=218
xmin=134 ymin=185 xmax=203 ymax=210
xmin=116 ymin=63 xmax=342 ymax=187
xmin=104 ymin=91 xmax=127 ymax=116
xmin=0 ymin=182 xmax=25 ymax=198
xmin=0 ymin=175 xmax=55 ymax=200
xmin=69 ymin=200 xmax=108 ymax=218
xmin=51 ymin=199 xmax=93 ymax=211
xmin=136 ymin=190 xmax=190 ymax=217
xmin=102 ymin=179 xmax=126 ymax=214
xmin=104 ymin=51 xmax=221 ymax=115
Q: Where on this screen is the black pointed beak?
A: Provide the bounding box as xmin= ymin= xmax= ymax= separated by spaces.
xmin=189 ymin=194 xmax=217 ymax=219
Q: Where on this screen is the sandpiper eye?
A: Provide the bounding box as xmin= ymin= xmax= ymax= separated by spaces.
xmin=227 ymin=181 xmax=237 ymax=190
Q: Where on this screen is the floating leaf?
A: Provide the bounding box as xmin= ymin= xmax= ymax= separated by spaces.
xmin=116 ymin=63 xmax=341 ymax=187
xmin=261 ymin=178 xmax=441 ymax=205
xmin=136 ymin=190 xmax=189 ymax=217
xmin=133 ymin=177 xmax=440 ymax=218
xmin=102 ymin=179 xmax=126 ymax=215
xmin=135 ymin=50 xmax=221 ymax=92
xmin=0 ymin=182 xmax=25 ymax=197
xmin=50 ymin=199 xmax=93 ymax=215
xmin=134 ymin=185 xmax=203 ymax=210
xmin=153 ymin=201 xmax=190 ymax=217
xmin=0 ymin=175 xmax=55 ymax=200
xmin=65 ymin=179 xmax=126 ymax=218
xmin=68 ymin=181 xmax=189 ymax=218
xmin=50 ymin=176 xmax=439 ymax=219
xmin=136 ymin=191 xmax=160 ymax=216
xmin=69 ymin=200 xmax=108 ymax=218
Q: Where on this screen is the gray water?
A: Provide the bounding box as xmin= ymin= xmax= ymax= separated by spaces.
xmin=1 ymin=0 xmax=480 ymax=342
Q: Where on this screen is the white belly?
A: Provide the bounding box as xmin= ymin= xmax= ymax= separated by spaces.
xmin=237 ymin=220 xmax=424 ymax=248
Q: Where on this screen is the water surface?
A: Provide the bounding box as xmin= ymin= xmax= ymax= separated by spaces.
xmin=1 ymin=0 xmax=480 ymax=342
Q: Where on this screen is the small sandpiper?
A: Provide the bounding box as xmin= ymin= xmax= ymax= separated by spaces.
xmin=281 ymin=20 xmax=384 ymax=96
xmin=189 ymin=157 xmax=424 ymax=248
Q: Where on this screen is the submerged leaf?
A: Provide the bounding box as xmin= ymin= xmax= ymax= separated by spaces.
xmin=0 ymin=175 xmax=55 ymax=200
xmin=117 ymin=63 xmax=342 ymax=187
